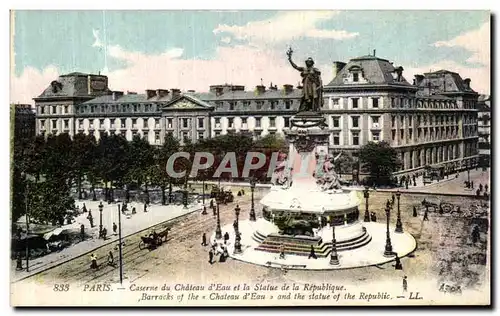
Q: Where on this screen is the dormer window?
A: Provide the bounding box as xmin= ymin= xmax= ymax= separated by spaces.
xmin=344 ymin=65 xmax=366 ymax=84
xmin=353 ymin=73 xmax=359 ymax=82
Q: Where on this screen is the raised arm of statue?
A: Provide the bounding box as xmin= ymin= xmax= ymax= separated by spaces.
xmin=333 ymin=151 xmax=342 ymax=162
xmin=286 ymin=47 xmax=303 ymax=72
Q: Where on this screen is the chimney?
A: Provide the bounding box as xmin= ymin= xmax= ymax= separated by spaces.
xmin=127 ymin=91 xmax=137 ymax=95
xmin=283 ymin=84 xmax=294 ymax=94
xmin=210 ymin=85 xmax=225 ymax=96
xmin=255 ymin=85 xmax=266 ymax=95
xmin=414 ymin=75 xmax=424 ymax=86
xmin=171 ymin=88 xmax=181 ymax=99
xmin=157 ymin=89 xmax=169 ymax=98
xmin=373 ymin=49 xmax=376 ymax=56
xmin=332 ymin=61 xmax=346 ymax=79
xmin=395 ymin=66 xmax=404 ymax=82
xmin=187 ymin=90 xmax=195 ymax=93
xmin=146 ymin=89 xmax=157 ymax=99
xmin=268 ymin=82 xmax=277 ymax=91
xmin=464 ymin=78 xmax=471 ymax=89
xmin=112 ymin=91 xmax=124 ymax=101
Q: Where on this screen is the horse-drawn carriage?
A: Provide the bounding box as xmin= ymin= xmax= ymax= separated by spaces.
xmin=139 ymin=226 xmax=171 ymax=250
xmin=209 ymin=185 xmax=234 ymax=203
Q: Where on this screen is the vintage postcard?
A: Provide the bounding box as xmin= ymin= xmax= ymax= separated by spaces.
xmin=10 ymin=10 xmax=491 ymax=306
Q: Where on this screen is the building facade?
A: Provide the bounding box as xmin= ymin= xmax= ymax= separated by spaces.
xmin=477 ymin=95 xmax=491 ymax=163
xmin=323 ymin=54 xmax=479 ymax=176
xmin=33 ymin=55 xmax=480 ymax=176
xmin=12 ymin=103 xmax=36 ymax=143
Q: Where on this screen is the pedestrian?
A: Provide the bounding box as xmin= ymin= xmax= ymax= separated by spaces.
xmin=212 ymin=205 xmax=216 ymax=217
xmin=392 ymin=194 xmax=395 ymax=204
xmin=143 ymin=202 xmax=148 ymax=213
xmin=471 ymin=181 xmax=474 ymax=189
xmin=412 ymin=175 xmax=416 ymax=186
xmin=472 ymin=226 xmax=480 ymax=243
xmin=485 ymin=184 xmax=488 ymax=192
xmin=113 ymin=222 xmax=117 ymax=235
xmin=479 ymin=183 xmax=483 ymax=192
xmin=476 ymin=189 xmax=481 ymax=197
xmin=80 ymin=224 xmax=85 ymax=242
xmin=308 ymin=245 xmax=317 ymax=259
xmin=107 ymin=251 xmax=115 ymax=267
xmin=208 ymin=248 xmax=214 ymax=264
xmin=202 ymin=233 xmax=207 ymax=246
xmin=224 ymin=232 xmax=230 ymax=243
xmin=132 ymin=207 xmax=137 ymax=214
xmin=279 ymin=243 xmax=285 ymax=259
xmin=90 ymin=254 xmax=98 ymax=270
xmin=101 ymin=227 xmax=107 ymax=239
xmin=16 ymin=254 xmax=23 ymax=271
xmin=413 ymin=206 xmax=418 ymax=217
xmin=395 ymin=255 xmax=403 ymax=270
xmin=210 ymin=199 xmax=214 ymax=209
xmin=423 ymin=209 xmax=429 ymax=221
xmin=370 ymin=212 xmax=377 ymax=222
xmin=82 ymin=203 xmax=87 ymax=213
xmin=403 ymin=276 xmax=408 ymax=292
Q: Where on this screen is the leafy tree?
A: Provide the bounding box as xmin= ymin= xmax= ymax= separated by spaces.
xmin=359 ymin=141 xmax=401 ymax=186
xmin=72 ymin=132 xmax=96 ymax=199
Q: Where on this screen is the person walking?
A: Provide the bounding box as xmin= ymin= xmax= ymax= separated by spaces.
xmin=279 ymin=243 xmax=285 ymax=259
xmin=395 ymin=255 xmax=403 ymax=270
xmin=403 ymin=276 xmax=408 ymax=292
xmin=90 ymin=254 xmax=98 ymax=270
xmin=107 ymin=251 xmax=115 ymax=267
xmin=113 ymin=222 xmax=117 ymax=235
xmin=208 ymin=248 xmax=214 ymax=264
xmin=202 ymin=233 xmax=207 ymax=246
xmin=413 ymin=206 xmax=418 ymax=217
xmin=423 ymin=209 xmax=429 ymax=221
xmin=308 ymin=245 xmax=317 ymax=259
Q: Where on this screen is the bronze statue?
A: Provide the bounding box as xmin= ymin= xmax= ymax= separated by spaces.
xmin=287 ymin=47 xmax=324 ymax=113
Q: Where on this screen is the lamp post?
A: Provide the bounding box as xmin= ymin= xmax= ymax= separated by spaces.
xmin=384 ymin=205 xmax=394 ymax=257
xmin=234 ymin=204 xmax=242 ymax=254
xmin=22 ymin=173 xmax=30 ymax=272
xmin=215 ymin=193 xmax=222 ymax=239
xmin=467 ymin=160 xmax=471 ymax=184
xmin=249 ymin=178 xmax=256 ymax=221
xmin=395 ymin=190 xmax=403 ymax=233
xmin=363 ymin=186 xmax=370 ymax=222
xmin=329 ymin=223 xmax=339 ymax=265
xmin=117 ymin=205 xmax=123 ymax=285
xmin=201 ymin=179 xmax=207 ymax=215
xmin=98 ymin=202 xmax=104 ymax=238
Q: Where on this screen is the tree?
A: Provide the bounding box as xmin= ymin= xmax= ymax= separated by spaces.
xmin=359 ymin=141 xmax=401 ymax=186
xmin=335 ymin=151 xmax=354 ymax=178
xmin=158 ymin=133 xmax=180 ymax=204
xmin=72 ymin=132 xmax=97 ymax=199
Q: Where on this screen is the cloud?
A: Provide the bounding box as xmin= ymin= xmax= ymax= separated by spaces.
xmin=432 ymin=21 xmax=489 ymax=67
xmin=10 ymin=66 xmax=59 ymax=104
xmin=420 ymin=21 xmax=491 ymax=94
xmin=92 ymin=29 xmax=103 ymax=48
xmin=213 ymin=11 xmax=358 ymax=46
xmin=101 ymin=44 xmax=331 ymax=94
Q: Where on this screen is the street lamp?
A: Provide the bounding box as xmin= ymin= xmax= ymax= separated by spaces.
xmin=98 ymin=202 xmax=104 ymax=238
xmin=234 ymin=204 xmax=242 ymax=254
xmin=384 ymin=205 xmax=394 ymax=257
xmin=363 ymin=186 xmax=370 ymax=222
xmin=330 ymin=223 xmax=339 ymax=265
xmin=20 ymin=172 xmax=32 ymax=272
xmin=215 ymin=193 xmax=223 ymax=239
xmin=395 ymin=190 xmax=403 ymax=233
xmin=249 ymin=178 xmax=256 ymax=221
xmin=201 ymin=179 xmax=207 ymax=215
xmin=117 ymin=205 xmax=123 ymax=285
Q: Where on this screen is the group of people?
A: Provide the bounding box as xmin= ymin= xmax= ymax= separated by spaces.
xmin=202 ymin=232 xmax=230 ymax=264
xmin=90 ymin=251 xmax=116 ymax=270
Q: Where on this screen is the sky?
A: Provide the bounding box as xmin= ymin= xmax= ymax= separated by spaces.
xmin=10 ymin=10 xmax=490 ymax=104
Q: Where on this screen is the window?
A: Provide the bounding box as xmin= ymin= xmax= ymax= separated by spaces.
xmin=241 ymin=117 xmax=247 ymax=125
xmin=400 ymin=130 xmax=404 ymax=140
xmin=352 ymin=116 xmax=359 ymax=128
xmin=132 ymin=118 xmax=137 ymax=128
xmin=198 ymin=132 xmax=204 ymax=140
xmin=333 ymin=134 xmax=340 ymax=145
xmin=270 ymin=101 xmax=277 ymax=110
xmin=269 ymin=117 xmax=276 ymax=128
xmin=352 ymin=132 xmax=359 ymax=145
xmin=40 ymin=120 xmax=45 ymax=129
xmin=256 ymin=101 xmax=264 ymax=110
xmin=372 ymin=116 xmax=379 ymax=124
xmin=285 ymin=100 xmax=292 ymax=109
xmin=167 ymin=118 xmax=173 ymax=128
xmin=89 ymin=121 xmax=94 ymax=129
xmin=372 ymin=132 xmax=380 ymax=141
xmin=332 ymin=98 xmax=339 ymax=106
xmin=229 ymin=102 xmax=235 ymax=110
xmin=255 ymin=117 xmax=261 ymax=128
xmin=52 ymin=120 xmax=57 ymax=129
xmin=243 ymin=101 xmax=251 ymax=107
xmin=215 ymin=131 xmax=221 ymax=137
xmin=99 ymin=119 xmax=104 ymax=127
xmin=409 ymin=130 xmax=413 ymax=141
xmin=372 ymin=98 xmax=379 ymax=108
xmin=284 ymin=117 xmax=290 ymax=128
xmin=182 ymin=118 xmax=189 ymax=128
xmin=90 ymin=106 xmax=95 ymax=113
xmin=391 ymin=130 xmax=396 ymax=141
xmin=391 ymin=115 xmax=396 ymax=127
xmin=40 ymin=106 xmax=45 ymax=114
xmin=228 ymin=118 xmax=234 ymax=128
xmin=198 ymin=117 xmax=204 ymax=129
xmin=353 ymin=73 xmax=359 ymax=82
xmin=63 ymin=120 xmax=69 ymax=129
xmin=182 ymin=132 xmax=189 ymax=141
xmin=155 ymin=132 xmax=160 ymax=143
xmin=352 ymin=98 xmax=359 ymax=109
xmin=333 ymin=117 xmax=340 ymax=128
xmin=391 ymin=98 xmax=395 ymax=108
xmin=64 ymin=105 xmax=69 ymax=113
xmin=120 ymin=119 xmax=125 ymax=128
xmin=409 ymin=116 xmax=413 ymax=126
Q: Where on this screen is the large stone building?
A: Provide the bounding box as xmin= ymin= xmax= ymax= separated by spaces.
xmin=477 ymin=95 xmax=491 ymax=164
xmin=33 ymin=54 xmax=480 ymax=176
xmin=323 ymin=54 xmax=479 ymax=176
xmin=11 ymin=103 xmax=36 ymax=143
